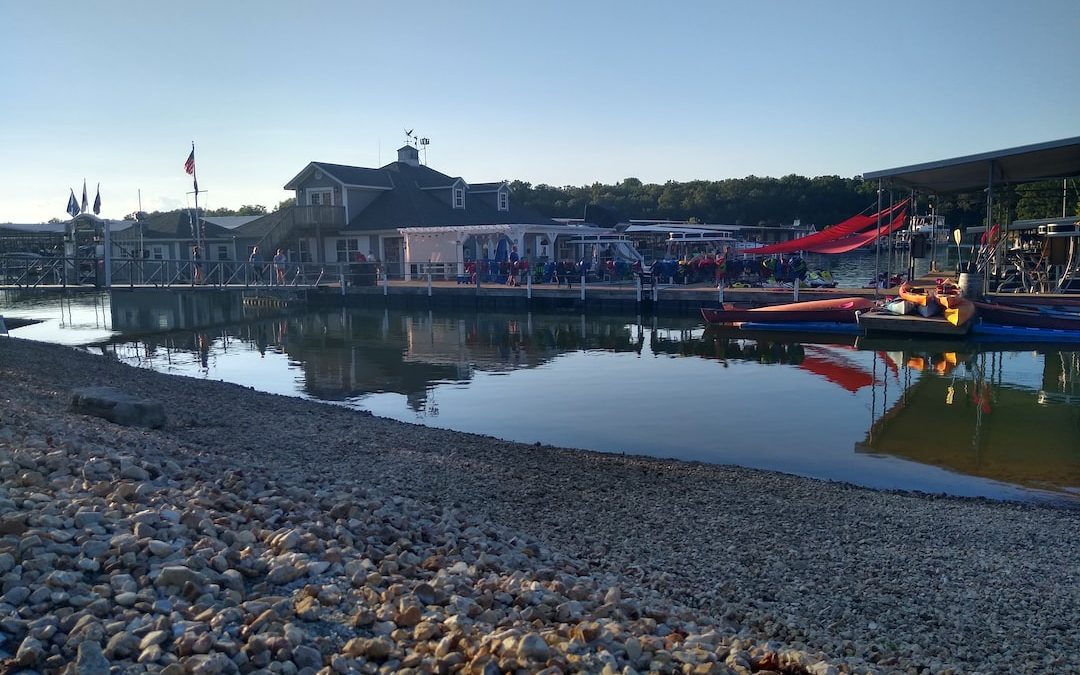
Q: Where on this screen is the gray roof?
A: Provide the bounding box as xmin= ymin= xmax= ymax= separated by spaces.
xmin=345 ymin=162 xmax=554 ymax=231
xmin=863 ymin=136 xmax=1080 ymax=193
xmin=469 ymin=182 xmax=506 ymax=193
xmin=115 ymin=212 xmax=234 ymax=240
xmin=284 ymin=162 xmax=394 ymax=190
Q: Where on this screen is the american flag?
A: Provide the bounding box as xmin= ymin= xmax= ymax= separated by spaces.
xmin=184 ymin=149 xmax=195 ymax=175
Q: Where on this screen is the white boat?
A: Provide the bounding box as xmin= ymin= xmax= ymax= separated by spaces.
xmin=662 ymin=228 xmax=757 ymax=255
xmin=885 ymin=298 xmax=915 ymax=315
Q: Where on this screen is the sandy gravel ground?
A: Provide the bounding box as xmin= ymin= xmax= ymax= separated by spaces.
xmin=1 ymin=337 xmax=1077 ymax=674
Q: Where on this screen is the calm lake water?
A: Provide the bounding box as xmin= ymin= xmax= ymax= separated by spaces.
xmin=2 ymin=282 xmax=1078 ymax=505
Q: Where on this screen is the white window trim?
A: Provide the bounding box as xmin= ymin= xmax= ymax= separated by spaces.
xmin=308 ymin=188 xmax=334 ymax=206
xmin=453 ymin=187 xmax=465 ymax=209
xmin=497 ymin=190 xmax=509 ymax=212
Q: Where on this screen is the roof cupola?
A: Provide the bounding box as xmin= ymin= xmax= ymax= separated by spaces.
xmin=397 ymin=145 xmax=420 ymax=167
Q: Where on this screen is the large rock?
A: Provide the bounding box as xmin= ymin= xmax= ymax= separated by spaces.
xmin=70 ymin=386 xmax=166 ymax=428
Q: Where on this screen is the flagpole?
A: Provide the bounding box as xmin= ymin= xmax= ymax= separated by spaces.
xmin=191 ymin=141 xmax=202 ymax=256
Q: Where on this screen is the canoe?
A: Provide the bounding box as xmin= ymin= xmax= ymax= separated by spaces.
xmin=972 ymin=301 xmax=1080 ymax=331
xmin=898 ymin=282 xmax=936 ymax=307
xmin=700 ymin=297 xmax=874 ymax=325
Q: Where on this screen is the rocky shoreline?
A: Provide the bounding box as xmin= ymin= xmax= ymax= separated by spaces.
xmin=1 ymin=337 xmax=1077 ymax=674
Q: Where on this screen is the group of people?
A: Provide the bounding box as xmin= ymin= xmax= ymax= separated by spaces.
xmin=189 ymin=244 xmax=287 ymax=285
xmin=653 ymin=250 xmax=809 ymax=287
xmin=246 ymin=246 xmax=288 ymax=285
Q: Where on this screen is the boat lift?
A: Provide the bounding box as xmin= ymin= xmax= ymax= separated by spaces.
xmin=967 ymin=217 xmax=1080 ymax=293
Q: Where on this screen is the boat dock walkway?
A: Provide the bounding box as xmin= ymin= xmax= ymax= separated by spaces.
xmin=3 ymin=276 xmax=1078 ymax=319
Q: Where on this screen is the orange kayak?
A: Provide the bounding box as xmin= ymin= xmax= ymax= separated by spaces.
xmin=898 ymin=282 xmax=935 ymax=306
xmin=700 ymin=297 xmax=874 ymax=324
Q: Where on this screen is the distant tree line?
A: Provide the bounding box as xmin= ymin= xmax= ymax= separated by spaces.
xmin=121 ymin=198 xmax=296 ymax=222
xmin=509 ymin=176 xmax=1079 ymax=228
xmin=99 ymin=177 xmax=1075 ymax=229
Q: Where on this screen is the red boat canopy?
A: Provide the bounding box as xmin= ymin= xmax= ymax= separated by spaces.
xmin=801 ymin=209 xmax=909 ymax=254
xmin=743 ymin=198 xmax=911 ymax=256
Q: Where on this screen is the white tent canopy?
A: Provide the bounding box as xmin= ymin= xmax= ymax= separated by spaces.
xmin=397 ymin=223 xmax=613 ymax=279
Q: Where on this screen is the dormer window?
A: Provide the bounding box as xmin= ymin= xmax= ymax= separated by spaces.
xmin=309 ymin=189 xmax=334 ymax=206
xmin=453 ymin=186 xmax=465 ymax=209
xmin=497 ymin=190 xmax=509 ymax=212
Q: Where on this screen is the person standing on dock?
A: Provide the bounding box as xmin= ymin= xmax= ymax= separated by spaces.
xmin=507 ymin=245 xmax=520 ymax=286
xmin=192 ymin=246 xmax=203 ymax=285
xmin=273 ymin=249 xmax=287 ymax=285
xmin=248 ymin=246 xmax=262 ymax=285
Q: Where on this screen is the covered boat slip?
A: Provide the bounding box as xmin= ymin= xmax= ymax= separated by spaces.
xmin=863 ymin=136 xmax=1080 ymax=295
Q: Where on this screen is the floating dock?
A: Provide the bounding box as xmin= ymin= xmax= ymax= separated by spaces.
xmin=857 ymin=310 xmax=972 ymax=336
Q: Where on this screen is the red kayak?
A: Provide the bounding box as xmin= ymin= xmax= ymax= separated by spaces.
xmin=973 ymin=301 xmax=1080 ymax=331
xmin=701 ymin=297 xmax=875 ymax=324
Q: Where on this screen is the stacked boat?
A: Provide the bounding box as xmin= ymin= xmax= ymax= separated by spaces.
xmin=700 ymin=282 xmax=1080 ymax=342
xmin=890 ymin=281 xmax=976 ymax=327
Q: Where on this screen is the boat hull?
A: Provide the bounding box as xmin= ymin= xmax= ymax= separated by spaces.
xmin=973 ymin=301 xmax=1080 ymax=331
xmin=941 ymin=298 xmax=975 ymax=327
xmin=700 ymin=297 xmax=874 ymax=325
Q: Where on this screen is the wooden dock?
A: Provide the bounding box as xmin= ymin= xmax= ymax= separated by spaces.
xmin=857 ymin=310 xmax=972 ymax=336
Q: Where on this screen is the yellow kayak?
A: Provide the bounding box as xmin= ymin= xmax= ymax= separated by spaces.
xmin=940 ymin=298 xmax=975 ymax=326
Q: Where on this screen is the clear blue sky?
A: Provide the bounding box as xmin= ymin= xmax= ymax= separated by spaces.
xmin=2 ymin=0 xmax=1077 ymax=223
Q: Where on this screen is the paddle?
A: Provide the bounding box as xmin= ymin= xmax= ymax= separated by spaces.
xmin=952 ymin=227 xmax=964 ymax=272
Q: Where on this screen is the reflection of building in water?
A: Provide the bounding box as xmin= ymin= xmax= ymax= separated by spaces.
xmin=110 ymin=290 xmax=247 ymax=333
xmin=860 ymin=350 xmax=1080 ymax=496
xmin=264 ymin=310 xmax=647 ymax=411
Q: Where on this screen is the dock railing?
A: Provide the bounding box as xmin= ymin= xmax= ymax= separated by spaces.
xmin=0 ymin=256 xmax=355 ymax=290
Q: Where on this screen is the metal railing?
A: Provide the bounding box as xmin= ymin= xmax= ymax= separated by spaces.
xmin=0 ymin=255 xmax=369 ymax=290
xmin=252 ymin=205 xmax=346 ymax=259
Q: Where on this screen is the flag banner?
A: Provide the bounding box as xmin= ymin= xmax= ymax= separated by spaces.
xmin=81 ymin=180 xmax=88 ymax=213
xmin=93 ymin=184 xmax=101 ymax=215
xmin=66 ymin=189 xmax=80 ymax=218
xmin=184 ymin=149 xmax=195 ymax=175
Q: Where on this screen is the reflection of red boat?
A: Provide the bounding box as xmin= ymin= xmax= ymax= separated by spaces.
xmin=973 ymin=301 xmax=1080 ymax=331
xmin=700 ymin=297 xmax=874 ymax=325
xmin=799 ymin=345 xmax=875 ymax=393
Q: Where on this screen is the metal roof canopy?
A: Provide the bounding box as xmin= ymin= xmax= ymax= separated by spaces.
xmin=863 ymin=136 xmax=1080 ymax=193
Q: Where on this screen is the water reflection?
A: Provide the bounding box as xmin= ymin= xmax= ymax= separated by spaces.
xmin=860 ymin=349 xmax=1080 ymax=496
xmin=89 ymin=304 xmax=1080 ymax=503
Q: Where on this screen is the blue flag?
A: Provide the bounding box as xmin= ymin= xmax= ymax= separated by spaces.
xmin=66 ymin=189 xmax=80 ymax=218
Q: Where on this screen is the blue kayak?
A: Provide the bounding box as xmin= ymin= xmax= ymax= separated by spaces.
xmin=971 ymin=322 xmax=1080 ymax=342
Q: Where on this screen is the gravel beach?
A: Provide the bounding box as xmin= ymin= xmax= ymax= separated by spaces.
xmin=0 ymin=337 xmax=1077 ymax=674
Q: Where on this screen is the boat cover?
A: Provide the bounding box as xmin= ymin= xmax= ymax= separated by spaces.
xmin=743 ymin=198 xmax=910 ymax=255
